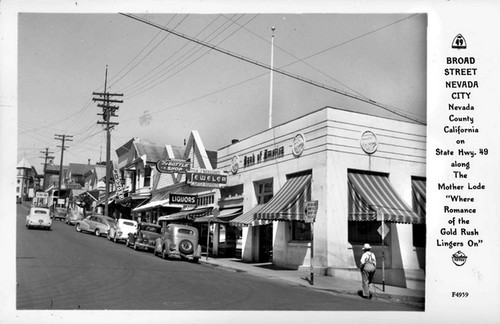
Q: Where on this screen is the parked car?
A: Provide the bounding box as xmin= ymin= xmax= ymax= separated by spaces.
xmin=127 ymin=222 xmax=162 ymax=251
xmin=107 ymin=218 xmax=138 ymax=243
xmin=75 ymin=213 xmax=114 ymax=237
xmin=52 ymin=207 xmax=67 ymax=221
xmin=154 ymin=223 xmax=201 ymax=262
xmin=26 ymin=207 xmax=52 ymax=230
xmin=65 ymin=209 xmax=84 ymax=225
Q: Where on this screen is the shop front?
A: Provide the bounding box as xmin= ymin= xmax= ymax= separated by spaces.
xmin=218 ymin=107 xmax=426 ymax=289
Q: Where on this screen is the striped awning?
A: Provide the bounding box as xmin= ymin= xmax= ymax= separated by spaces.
xmin=254 ymin=174 xmax=311 ymax=221
xmin=158 ymin=207 xmax=212 ymax=222
xmin=230 ymin=204 xmax=271 ymax=227
xmin=194 ymin=207 xmax=242 ymax=224
xmin=348 ymin=172 xmax=423 ymax=224
xmin=411 ymin=178 xmax=426 ymax=220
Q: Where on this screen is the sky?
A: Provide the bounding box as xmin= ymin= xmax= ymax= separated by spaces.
xmin=17 ymin=12 xmax=427 ymax=171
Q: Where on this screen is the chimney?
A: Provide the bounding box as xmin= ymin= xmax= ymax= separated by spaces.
xmin=88 ymin=159 xmax=91 ymax=165
xmin=231 ymin=139 xmax=239 ymax=144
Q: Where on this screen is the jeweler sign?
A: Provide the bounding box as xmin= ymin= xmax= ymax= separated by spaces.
xmin=156 ymin=159 xmax=191 ymax=174
xmin=186 ymin=168 xmax=227 ymax=188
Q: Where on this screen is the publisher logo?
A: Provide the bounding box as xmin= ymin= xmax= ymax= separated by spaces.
xmin=452 ymin=250 xmax=468 ymax=266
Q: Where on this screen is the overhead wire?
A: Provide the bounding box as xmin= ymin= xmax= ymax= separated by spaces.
xmin=120 ymin=13 xmax=425 ymax=125
xmin=126 ymin=14 xmax=256 ymax=99
xmin=118 ymin=14 xmax=228 ymax=95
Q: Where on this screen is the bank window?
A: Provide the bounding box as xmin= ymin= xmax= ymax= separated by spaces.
xmin=348 ymin=221 xmax=382 ymax=244
xmin=292 ymin=221 xmax=312 ymax=241
xmin=412 ymin=177 xmax=426 ymax=247
xmin=255 ymin=179 xmax=273 ymax=204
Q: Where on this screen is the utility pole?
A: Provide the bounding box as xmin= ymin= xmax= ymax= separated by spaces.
xmin=39 ymin=147 xmax=55 ymax=190
xmin=54 ymin=134 xmax=73 ymax=195
xmin=93 ymin=66 xmax=123 ymax=217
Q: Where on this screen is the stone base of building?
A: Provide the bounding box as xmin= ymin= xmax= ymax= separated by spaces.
xmin=325 ymin=267 xmax=425 ymax=291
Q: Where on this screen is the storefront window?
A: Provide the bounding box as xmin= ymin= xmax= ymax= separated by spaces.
xmin=292 ymin=221 xmax=312 ymax=241
xmin=144 ymin=166 xmax=151 ymax=187
xmin=255 ymin=179 xmax=273 ymax=204
xmin=412 ymin=176 xmax=426 ymax=247
xmin=348 ymin=221 xmax=382 ymax=244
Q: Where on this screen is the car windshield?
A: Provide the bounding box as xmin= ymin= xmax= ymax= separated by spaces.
xmin=34 ymin=210 xmax=48 ymax=214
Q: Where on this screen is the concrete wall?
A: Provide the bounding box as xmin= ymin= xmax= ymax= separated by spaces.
xmin=218 ymin=107 xmax=426 ymax=288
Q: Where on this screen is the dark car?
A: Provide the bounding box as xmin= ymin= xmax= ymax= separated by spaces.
xmin=52 ymin=207 xmax=67 ymax=221
xmin=153 ymin=223 xmax=201 ymax=262
xmin=127 ymin=222 xmax=162 ymax=251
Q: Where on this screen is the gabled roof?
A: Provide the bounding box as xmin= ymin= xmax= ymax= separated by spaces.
xmin=69 ymin=163 xmax=93 ymax=176
xmin=134 ymin=141 xmax=165 ymax=163
xmin=17 ymin=158 xmax=32 ymax=169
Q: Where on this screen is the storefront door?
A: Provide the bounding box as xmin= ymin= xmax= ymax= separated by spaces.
xmin=258 ymin=223 xmax=273 ymax=262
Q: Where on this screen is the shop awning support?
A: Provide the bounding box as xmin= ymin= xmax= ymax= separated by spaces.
xmin=378 ymin=207 xmax=386 ymax=292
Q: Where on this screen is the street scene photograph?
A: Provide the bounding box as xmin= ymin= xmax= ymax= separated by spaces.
xmin=13 ymin=9 xmax=427 ymax=319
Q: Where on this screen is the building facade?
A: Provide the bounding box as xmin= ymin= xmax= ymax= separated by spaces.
xmin=218 ymin=107 xmax=426 ymax=289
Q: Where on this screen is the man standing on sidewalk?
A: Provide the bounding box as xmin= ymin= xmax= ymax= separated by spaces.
xmin=359 ymin=243 xmax=376 ymax=299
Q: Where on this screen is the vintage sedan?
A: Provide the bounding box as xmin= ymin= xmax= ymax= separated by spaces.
xmin=52 ymin=207 xmax=68 ymax=221
xmin=154 ymin=223 xmax=201 ymax=262
xmin=26 ymin=207 xmax=52 ymax=230
xmin=75 ymin=214 xmax=114 ymax=237
xmin=107 ymin=218 xmax=138 ymax=243
xmin=65 ymin=209 xmax=84 ymax=225
xmin=127 ymin=222 xmax=162 ymax=251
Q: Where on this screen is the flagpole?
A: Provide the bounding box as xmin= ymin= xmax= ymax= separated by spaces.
xmin=268 ymin=26 xmax=275 ymax=129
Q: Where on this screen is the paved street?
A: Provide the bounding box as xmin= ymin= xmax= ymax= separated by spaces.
xmin=17 ymin=204 xmax=420 ymax=311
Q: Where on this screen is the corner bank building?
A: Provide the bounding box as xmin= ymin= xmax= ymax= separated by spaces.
xmin=218 ymin=107 xmax=426 ymax=290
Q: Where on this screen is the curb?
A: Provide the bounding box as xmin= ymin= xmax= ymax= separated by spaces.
xmin=200 ymin=259 xmax=425 ymax=307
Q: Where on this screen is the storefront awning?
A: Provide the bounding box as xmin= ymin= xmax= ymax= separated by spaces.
xmin=230 ymin=204 xmax=271 ymax=227
xmin=254 ymin=173 xmax=312 ymax=222
xmin=411 ymin=178 xmax=426 ymax=220
xmin=348 ymin=172 xmax=423 ymax=224
xmin=158 ymin=207 xmax=212 ymax=222
xmin=194 ymin=207 xmax=243 ymax=224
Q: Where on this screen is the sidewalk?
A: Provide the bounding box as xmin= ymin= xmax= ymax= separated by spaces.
xmin=199 ymin=257 xmax=425 ymax=308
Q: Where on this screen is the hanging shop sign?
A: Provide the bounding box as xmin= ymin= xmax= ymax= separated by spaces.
xmin=304 ymin=200 xmax=319 ymax=223
xmin=186 ymin=168 xmax=227 ymax=188
xmin=360 ymin=131 xmax=379 ymax=154
xmin=169 ymin=193 xmax=197 ymax=205
xmin=156 ymin=159 xmax=191 ymax=174
xmin=292 ymin=133 xmax=306 ymax=157
xmin=243 ymin=145 xmax=285 ymax=168
xmin=113 ymin=169 xmax=125 ymax=200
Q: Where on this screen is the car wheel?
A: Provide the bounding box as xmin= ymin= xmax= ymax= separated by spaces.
xmin=179 ymin=240 xmax=194 ymax=254
xmin=76 ymin=224 xmax=81 ymax=232
xmin=95 ymin=229 xmax=100 ymax=236
xmin=113 ymin=235 xmax=118 ymax=243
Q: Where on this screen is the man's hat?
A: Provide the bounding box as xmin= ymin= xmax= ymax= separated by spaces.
xmin=362 ymin=243 xmax=372 ymax=250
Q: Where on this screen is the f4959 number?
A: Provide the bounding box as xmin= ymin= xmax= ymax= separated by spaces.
xmin=452 ymin=292 xmax=469 ymax=298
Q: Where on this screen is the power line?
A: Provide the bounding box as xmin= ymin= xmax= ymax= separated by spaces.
xmin=119 ymin=13 xmax=425 ymax=125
